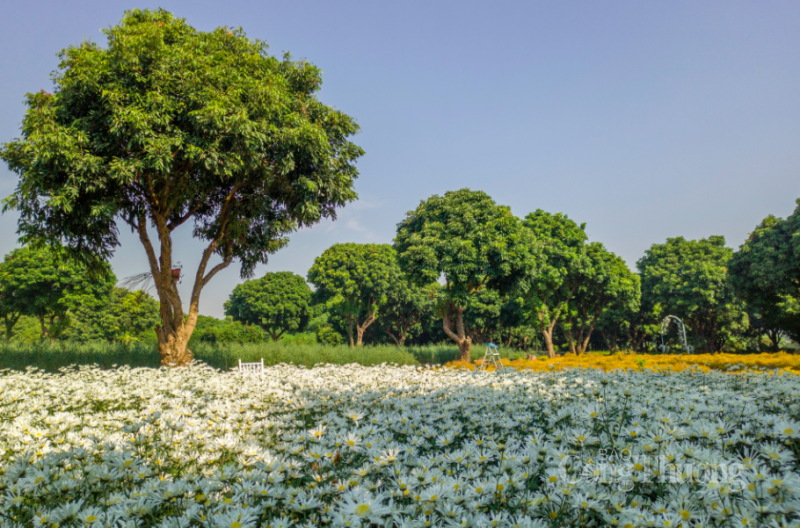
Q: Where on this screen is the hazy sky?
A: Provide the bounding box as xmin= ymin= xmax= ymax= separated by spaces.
xmin=1 ymin=1 xmax=799 ymax=317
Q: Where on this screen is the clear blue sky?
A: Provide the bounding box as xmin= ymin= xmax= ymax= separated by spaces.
xmin=1 ymin=1 xmax=799 ymax=317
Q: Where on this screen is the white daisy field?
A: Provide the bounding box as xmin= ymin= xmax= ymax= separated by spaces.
xmin=1 ymin=364 xmax=799 ymax=528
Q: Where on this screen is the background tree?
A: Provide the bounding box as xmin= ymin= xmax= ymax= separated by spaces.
xmin=308 ymin=243 xmax=402 ymax=346
xmin=0 ymin=247 xmax=114 ymax=340
xmin=729 ymin=213 xmax=800 ymax=349
xmin=559 ymin=243 xmax=640 ymax=354
xmin=378 ymin=282 xmax=438 ymax=346
xmin=0 ymin=259 xmax=22 ymax=342
xmin=394 ymin=189 xmax=535 ymax=362
xmin=0 ymin=9 xmax=363 ymax=365
xmin=225 ymin=272 xmax=312 ymax=341
xmin=638 ymin=236 xmax=747 ymax=353
xmin=520 ymin=210 xmax=588 ymax=358
xmin=64 ymin=287 xmax=160 ymax=343
xmin=595 ymin=288 xmax=654 ymax=353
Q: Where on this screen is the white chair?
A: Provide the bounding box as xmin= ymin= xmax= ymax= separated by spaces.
xmin=238 ymin=358 xmax=264 ymax=375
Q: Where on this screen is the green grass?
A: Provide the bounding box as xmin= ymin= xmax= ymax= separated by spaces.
xmin=0 ymin=341 xmax=527 ymax=372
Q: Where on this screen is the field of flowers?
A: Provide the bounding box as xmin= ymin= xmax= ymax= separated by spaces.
xmin=456 ymin=351 xmax=800 ymax=374
xmin=2 ymin=363 xmax=800 ymax=528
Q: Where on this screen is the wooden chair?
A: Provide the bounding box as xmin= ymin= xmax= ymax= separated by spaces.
xmin=238 ymin=358 xmax=264 ymax=375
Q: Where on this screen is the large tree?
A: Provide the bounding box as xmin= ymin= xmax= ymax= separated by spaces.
xmin=308 ymin=243 xmax=402 ymax=347
xmin=520 ymin=210 xmax=588 ymax=358
xmin=394 ymin=189 xmax=534 ymax=361
xmin=225 ymin=271 xmax=312 ymax=341
xmin=638 ymin=236 xmax=747 ymax=353
xmin=729 ymin=212 xmax=800 ymax=349
xmin=0 ymin=9 xmax=363 ymax=365
xmin=0 ymin=247 xmax=114 ymax=340
xmin=560 ymin=243 xmax=640 ymax=354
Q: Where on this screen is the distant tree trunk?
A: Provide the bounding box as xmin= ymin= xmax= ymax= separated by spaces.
xmin=355 ymin=310 xmax=376 ymax=347
xmin=38 ymin=314 xmax=48 ymax=339
xmin=767 ymin=329 xmax=782 ymax=352
xmin=601 ymin=327 xmax=618 ymax=353
xmin=627 ymin=325 xmax=648 ymax=353
xmin=386 ymin=329 xmax=407 ymax=346
xmin=539 ymin=309 xmax=559 ymax=359
xmin=541 ymin=322 xmax=557 ymax=359
xmin=347 ymin=318 xmax=355 ymax=347
xmin=443 ymin=307 xmax=472 ymax=362
xmin=3 ymin=313 xmax=20 ymax=342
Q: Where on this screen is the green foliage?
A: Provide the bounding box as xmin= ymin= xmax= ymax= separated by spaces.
xmin=308 ymin=243 xmax=403 ymax=346
xmin=519 ymin=210 xmax=589 ymax=356
xmin=560 ymin=243 xmax=641 ymax=354
xmin=316 ymin=326 xmax=345 ymax=346
xmin=0 ymin=247 xmax=115 ymax=340
xmin=0 ymin=8 xmax=363 ymax=363
xmin=225 ymin=272 xmax=312 ymax=341
xmin=62 ymin=287 xmax=160 ymax=343
xmin=394 ymin=189 xmax=534 ymax=359
xmin=729 ymin=210 xmax=800 ymax=349
xmin=638 ymin=236 xmax=748 ymax=353
xmin=188 ymin=316 xmax=266 ymax=346
xmin=377 ymin=282 xmax=439 ymax=346
xmin=395 ymin=189 xmax=533 ymax=307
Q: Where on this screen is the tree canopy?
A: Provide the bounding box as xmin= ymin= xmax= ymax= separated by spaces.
xmin=225 ymin=272 xmax=312 ymax=341
xmin=394 ymin=189 xmax=534 ymax=361
xmin=561 ymin=242 xmax=640 ymax=354
xmin=307 ymin=243 xmax=402 ymax=346
xmin=729 ymin=212 xmax=800 ymax=349
xmin=638 ymin=236 xmax=747 ymax=353
xmin=0 ymin=9 xmax=363 ymax=365
xmin=377 ymin=281 xmax=438 ymax=346
xmin=520 ymin=210 xmax=588 ymax=357
xmin=0 ymin=247 xmax=114 ymax=340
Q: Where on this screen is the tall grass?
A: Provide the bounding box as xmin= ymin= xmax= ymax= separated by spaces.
xmin=0 ymin=341 xmax=526 ymax=372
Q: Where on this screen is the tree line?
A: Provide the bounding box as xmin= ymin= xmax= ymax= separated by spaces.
xmin=0 ymin=9 xmax=797 ymax=366
xmin=3 ymin=189 xmax=799 ymax=361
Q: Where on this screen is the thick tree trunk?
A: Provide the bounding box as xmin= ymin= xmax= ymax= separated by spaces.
xmin=443 ymin=307 xmax=472 ymax=362
xmin=157 ymin=326 xmax=194 ymax=366
xmin=135 ymin=210 xmax=232 ymax=367
xmin=356 ymin=325 xmax=365 ymax=346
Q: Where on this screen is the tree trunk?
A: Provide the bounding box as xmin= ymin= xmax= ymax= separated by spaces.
xmin=157 ymin=326 xmax=194 ymax=366
xmin=443 ymin=307 xmax=472 ymax=362
xmin=347 ymin=319 xmax=354 ymax=347
xmin=135 ymin=211 xmax=232 ymax=367
xmin=767 ymin=329 xmax=781 ymax=352
xmin=576 ymin=319 xmax=598 ymax=355
xmin=3 ymin=313 xmax=20 ymax=342
xmin=38 ymin=314 xmax=48 ymax=339
xmin=354 ymin=310 xmax=376 ymax=347
xmin=542 ymin=319 xmax=558 ymax=359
